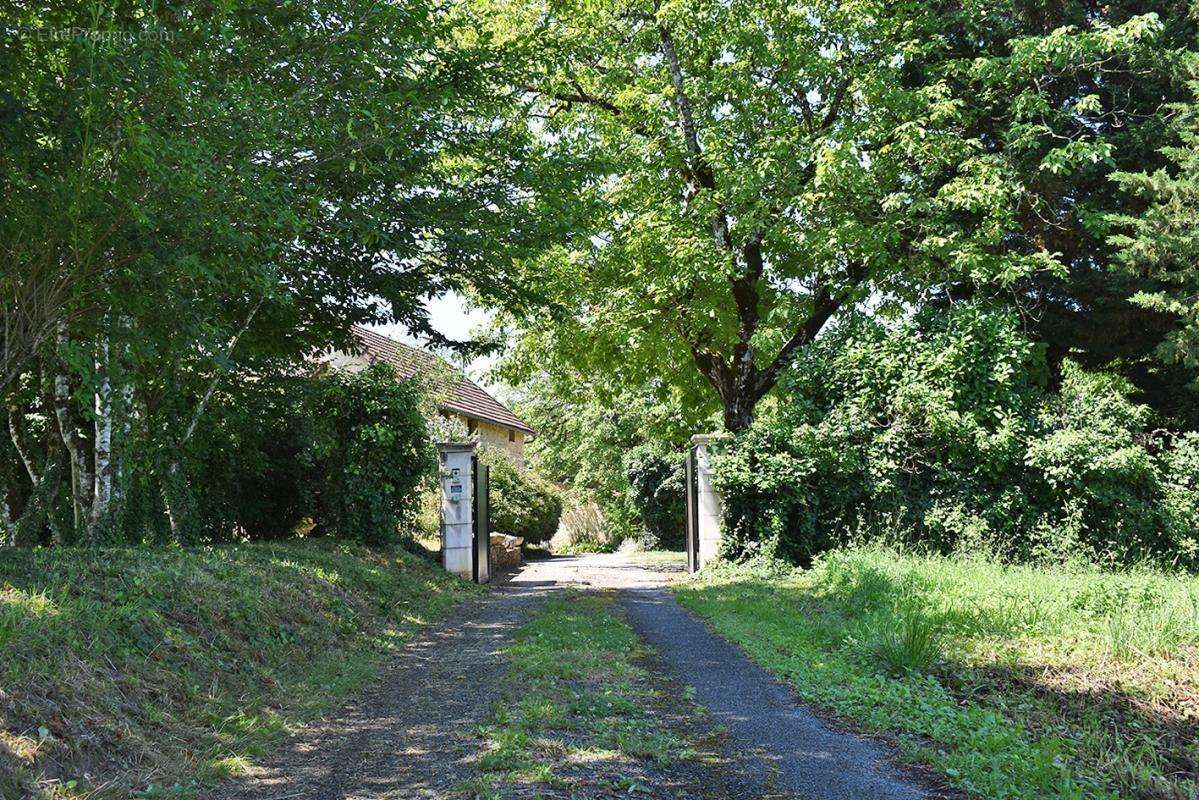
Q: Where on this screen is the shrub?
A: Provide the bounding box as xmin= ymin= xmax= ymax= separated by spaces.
xmin=482 ymin=448 xmax=563 ymax=544
xmin=308 ymin=365 xmax=434 ymax=543
xmin=185 ymin=365 xmax=433 ymax=544
xmin=711 ymin=303 xmax=1199 ymax=569
xmin=188 ymin=376 xmax=316 ymax=542
xmin=623 ymin=444 xmax=685 ymax=549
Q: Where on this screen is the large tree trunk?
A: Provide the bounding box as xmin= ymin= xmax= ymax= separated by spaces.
xmin=722 ymin=393 xmax=755 ymax=432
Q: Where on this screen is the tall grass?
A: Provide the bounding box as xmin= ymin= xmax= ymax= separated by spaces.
xmin=678 ymin=547 xmax=1199 ymax=800
xmin=810 ymin=547 xmax=1199 ymax=664
xmin=0 ymin=540 xmax=476 ymax=799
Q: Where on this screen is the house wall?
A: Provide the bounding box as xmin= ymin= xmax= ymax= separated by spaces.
xmin=320 ymin=350 xmax=369 ymax=373
xmin=465 ymin=417 xmax=526 ymax=468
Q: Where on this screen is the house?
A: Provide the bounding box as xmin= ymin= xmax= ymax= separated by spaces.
xmin=322 ymin=326 xmax=533 ymax=466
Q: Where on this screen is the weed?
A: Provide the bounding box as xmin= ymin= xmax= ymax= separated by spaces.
xmin=873 ymin=611 xmax=942 ymax=675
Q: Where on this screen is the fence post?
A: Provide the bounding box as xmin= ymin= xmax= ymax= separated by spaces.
xmin=690 ymin=433 xmax=727 ymax=569
xmin=438 ymin=442 xmax=477 ymax=579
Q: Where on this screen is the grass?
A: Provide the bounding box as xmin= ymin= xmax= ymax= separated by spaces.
xmin=675 ymin=547 xmax=1199 ymax=800
xmin=0 ymin=539 xmax=478 ymax=799
xmin=463 ymin=590 xmax=696 ymax=798
xmin=625 ymin=550 xmax=687 ymax=568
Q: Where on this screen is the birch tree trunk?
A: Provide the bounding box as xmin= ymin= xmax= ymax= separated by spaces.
xmin=89 ymin=336 xmax=113 ymax=540
xmin=8 ymin=401 xmax=39 ymax=487
xmin=1 ymin=492 xmax=14 ymax=547
xmin=54 ymin=324 xmax=93 ymax=538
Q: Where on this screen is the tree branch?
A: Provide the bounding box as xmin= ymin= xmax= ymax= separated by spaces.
xmin=820 ymin=75 xmax=851 ymax=131
xmin=654 ymin=8 xmax=732 ymax=250
xmin=7 ymin=400 xmax=40 ymax=485
xmin=177 ymin=295 xmax=266 ymax=449
xmin=753 ymin=261 xmax=868 ymax=399
xmin=729 ymin=232 xmax=765 ymax=390
xmin=674 ymin=294 xmax=730 ymax=402
xmin=522 ymin=85 xmax=657 ymax=140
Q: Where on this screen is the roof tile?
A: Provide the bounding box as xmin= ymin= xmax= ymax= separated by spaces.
xmin=349 ymin=326 xmax=533 ymax=434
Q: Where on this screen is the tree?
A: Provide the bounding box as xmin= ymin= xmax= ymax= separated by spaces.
xmin=490 ymin=0 xmax=1165 ymax=430
xmin=1 ymin=0 xmax=548 ymax=544
xmin=1109 ymin=76 xmax=1199 ymax=371
xmin=499 ymin=331 xmax=696 ymax=543
xmin=932 ymin=3 xmax=1197 ymax=419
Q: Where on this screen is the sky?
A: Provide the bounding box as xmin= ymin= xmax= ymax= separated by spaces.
xmin=370 ymin=292 xmax=500 ymax=384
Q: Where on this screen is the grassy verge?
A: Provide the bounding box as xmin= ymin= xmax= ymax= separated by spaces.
xmin=675 ymin=547 xmax=1199 ymax=800
xmin=463 ymin=590 xmax=708 ymax=798
xmin=0 ymin=540 xmax=477 ymax=799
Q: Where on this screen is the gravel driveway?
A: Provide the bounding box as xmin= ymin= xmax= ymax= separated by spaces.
xmin=208 ymin=585 xmax=548 ymax=800
xmin=211 ymin=552 xmax=934 ymax=799
xmin=519 ymin=553 xmax=932 ymax=799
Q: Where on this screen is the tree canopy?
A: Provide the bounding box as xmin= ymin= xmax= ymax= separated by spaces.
xmin=0 ymin=0 xmax=550 ymax=542
xmin=490 ymin=0 xmax=1184 ymax=430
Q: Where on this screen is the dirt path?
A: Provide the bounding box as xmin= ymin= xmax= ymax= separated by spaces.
xmin=209 ymin=585 xmax=548 ymax=800
xmin=213 ymin=552 xmax=933 ymax=799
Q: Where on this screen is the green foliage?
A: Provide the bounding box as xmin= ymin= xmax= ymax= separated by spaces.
xmin=504 ymin=355 xmax=696 ymax=548
xmin=186 ymin=377 xmax=317 ymax=542
xmin=677 ymin=547 xmax=1199 ymax=800
xmin=0 ymin=0 xmax=550 ymax=545
xmin=481 ymin=447 xmax=562 ymax=544
xmin=1110 ymin=76 xmax=1199 ymax=370
xmin=870 ymin=611 xmax=943 ymax=677
xmin=177 ymin=365 xmax=432 ymax=545
xmin=308 ymin=366 xmax=434 ymax=543
xmin=944 ymin=5 xmax=1199 ymax=421
xmin=487 ymin=0 xmax=1188 ymax=431
xmin=0 ymin=540 xmax=475 ymax=799
xmin=623 ymin=445 xmax=685 ymax=550
xmin=712 ymin=303 xmax=1199 ymax=567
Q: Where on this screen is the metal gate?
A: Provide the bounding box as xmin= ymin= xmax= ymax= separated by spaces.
xmin=684 ymin=445 xmax=699 ymax=573
xmin=472 ymin=459 xmax=491 ymax=584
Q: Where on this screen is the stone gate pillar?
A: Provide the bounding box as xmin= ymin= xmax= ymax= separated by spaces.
xmin=438 ymin=442 xmax=476 ymax=579
xmin=691 ymin=433 xmax=727 ymax=569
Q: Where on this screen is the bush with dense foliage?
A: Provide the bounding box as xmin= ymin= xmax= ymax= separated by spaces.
xmin=712 ymin=303 xmax=1199 ymax=568
xmin=481 ymin=448 xmax=563 ymax=544
xmin=624 ymin=444 xmax=685 ymax=550
xmin=183 ymin=365 xmax=432 ymax=544
xmin=179 ymin=376 xmax=314 ymax=542
xmin=308 ymin=366 xmax=434 ymax=543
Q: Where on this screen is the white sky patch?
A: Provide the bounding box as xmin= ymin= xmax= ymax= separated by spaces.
xmin=371 ymin=292 xmax=501 ymax=383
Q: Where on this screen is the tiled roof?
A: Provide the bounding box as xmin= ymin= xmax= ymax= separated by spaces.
xmin=348 ymin=326 xmax=534 ymax=434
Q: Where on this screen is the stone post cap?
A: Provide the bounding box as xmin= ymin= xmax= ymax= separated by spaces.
xmin=436 ymin=441 xmax=478 ymax=452
xmin=690 ymin=432 xmax=731 ymax=447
